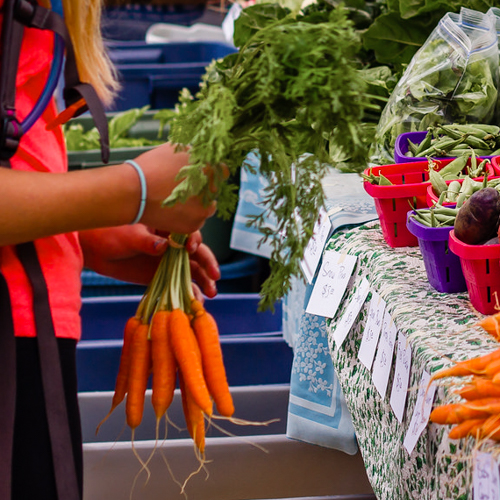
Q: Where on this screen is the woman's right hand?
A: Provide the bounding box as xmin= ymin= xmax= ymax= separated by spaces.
xmin=128 ymin=142 xmax=217 ymax=234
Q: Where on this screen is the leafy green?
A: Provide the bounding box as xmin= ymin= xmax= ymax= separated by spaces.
xmin=64 ymin=105 xmax=163 ymax=151
xmin=161 ymin=2 xmax=375 ymax=309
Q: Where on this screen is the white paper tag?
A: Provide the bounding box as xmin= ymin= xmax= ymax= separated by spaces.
xmin=403 ymin=371 xmax=436 ymax=455
xmin=305 ymin=251 xmax=357 ymax=318
xmin=390 ymin=333 xmax=412 ymax=423
xmin=300 ymin=206 xmax=333 ymax=284
xmin=372 ymin=310 xmax=397 ymax=399
xmin=358 ymin=292 xmax=386 ymax=370
xmin=333 ymin=278 xmax=370 ymax=348
xmin=474 ymin=452 xmax=500 ymax=500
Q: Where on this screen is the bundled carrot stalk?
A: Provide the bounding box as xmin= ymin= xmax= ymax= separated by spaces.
xmin=429 ymin=347 xmax=500 ymax=441
xmin=97 ymin=233 xmax=234 ymax=456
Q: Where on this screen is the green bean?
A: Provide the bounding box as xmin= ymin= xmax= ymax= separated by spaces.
xmin=414 ymin=129 xmax=433 ymax=156
xmin=429 ymin=168 xmax=448 ymax=195
xmin=437 ymin=152 xmax=470 ymax=178
xmin=447 ymin=180 xmax=461 ymax=202
xmin=407 ymin=139 xmax=419 ymax=156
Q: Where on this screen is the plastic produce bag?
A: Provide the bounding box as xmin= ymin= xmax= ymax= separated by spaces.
xmin=371 ymin=8 xmax=499 ymax=165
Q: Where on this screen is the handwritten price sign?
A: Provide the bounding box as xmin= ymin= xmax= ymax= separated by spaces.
xmin=300 ymin=206 xmax=332 ymax=284
xmin=333 ymin=278 xmax=370 ymax=348
xmin=474 ymin=452 xmax=500 ymax=500
xmin=305 ymin=250 xmax=357 ymax=318
xmin=372 ymin=310 xmax=397 ymax=399
xmin=358 ymin=292 xmax=385 ymax=370
xmin=390 ymin=333 xmax=412 ymax=423
xmin=403 ymin=371 xmax=436 ymax=455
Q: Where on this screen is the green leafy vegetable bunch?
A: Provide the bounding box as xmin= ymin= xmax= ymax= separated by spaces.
xmin=159 ymin=1 xmax=375 ymax=309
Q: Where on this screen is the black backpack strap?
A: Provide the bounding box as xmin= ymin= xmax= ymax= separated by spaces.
xmin=0 ymin=0 xmax=25 ymax=164
xmin=0 ymin=273 xmax=17 ymax=500
xmin=15 ymin=242 xmax=81 ymax=500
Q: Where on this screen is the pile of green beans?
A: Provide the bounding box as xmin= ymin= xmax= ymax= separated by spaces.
xmin=406 ymin=123 xmax=500 ymax=159
xmin=408 ymin=199 xmax=461 ymax=228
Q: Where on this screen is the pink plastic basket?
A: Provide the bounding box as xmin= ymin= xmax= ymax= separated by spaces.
xmin=448 ymin=230 xmax=500 ymax=315
xmin=364 ymin=159 xmax=461 ymax=248
xmin=426 ymin=163 xmax=497 ymax=207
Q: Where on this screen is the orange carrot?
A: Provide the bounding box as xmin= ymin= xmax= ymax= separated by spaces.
xmin=431 ymin=348 xmax=500 ymax=381
xmin=480 ymin=413 xmax=500 ymax=440
xmin=484 ymin=358 xmax=500 ymax=378
xmin=191 ymin=299 xmax=234 ymax=417
xmin=179 ymin=372 xmax=205 ymax=453
xmin=126 ymin=323 xmax=152 ymax=429
xmin=150 ymin=310 xmax=177 ymax=419
xmin=477 ymin=313 xmax=500 ymax=340
xmin=448 ymin=418 xmax=487 ymax=439
xmin=458 ymin=378 xmax=500 ymax=400
xmin=169 ymin=308 xmax=213 ymax=416
xmin=430 ymin=403 xmax=491 ymax=424
xmin=96 ymin=315 xmax=140 ymax=433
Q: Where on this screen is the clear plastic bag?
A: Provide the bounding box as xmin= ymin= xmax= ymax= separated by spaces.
xmin=371 ymin=8 xmax=499 ymax=165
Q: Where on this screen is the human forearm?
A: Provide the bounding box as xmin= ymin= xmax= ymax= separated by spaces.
xmin=0 ymin=142 xmax=217 ymax=246
xmin=0 ymin=164 xmax=138 ymax=246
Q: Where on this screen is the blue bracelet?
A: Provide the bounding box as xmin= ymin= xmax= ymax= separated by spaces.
xmin=125 ymin=160 xmax=147 ymax=224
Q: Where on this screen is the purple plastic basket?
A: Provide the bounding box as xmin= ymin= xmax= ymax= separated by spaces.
xmin=395 ymin=131 xmax=494 ymax=164
xmin=406 ymin=211 xmax=467 ymax=293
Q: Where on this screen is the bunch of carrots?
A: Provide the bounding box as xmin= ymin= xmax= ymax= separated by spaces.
xmin=429 ymin=346 xmax=500 ymax=441
xmin=97 ymin=233 xmax=234 ymax=456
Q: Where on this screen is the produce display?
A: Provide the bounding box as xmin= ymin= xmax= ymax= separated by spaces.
xmin=429 ymin=339 xmax=500 ymax=442
xmin=402 ymin=124 xmax=500 ymax=159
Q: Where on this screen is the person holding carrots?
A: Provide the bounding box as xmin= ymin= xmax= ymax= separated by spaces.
xmin=0 ymin=1 xmax=220 ymax=499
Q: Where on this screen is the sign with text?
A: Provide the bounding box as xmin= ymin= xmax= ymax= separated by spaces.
xmin=474 ymin=452 xmax=500 ymax=500
xmin=372 ymin=310 xmax=397 ymax=399
xmin=305 ymin=250 xmax=357 ymax=318
xmin=301 ymin=206 xmax=332 ymax=284
xmin=333 ymin=278 xmax=370 ymax=348
xmin=403 ymin=371 xmax=436 ymax=455
xmin=390 ymin=333 xmax=412 ymax=423
xmin=358 ymin=291 xmax=386 ymax=370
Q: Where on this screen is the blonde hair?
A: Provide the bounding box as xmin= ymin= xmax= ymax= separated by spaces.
xmin=59 ymin=0 xmax=119 ymax=107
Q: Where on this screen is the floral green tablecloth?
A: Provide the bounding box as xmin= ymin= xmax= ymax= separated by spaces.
xmin=325 ymin=221 xmax=500 ymax=500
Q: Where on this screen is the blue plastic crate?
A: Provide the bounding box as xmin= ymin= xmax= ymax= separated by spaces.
xmin=80 ymin=293 xmax=282 ymax=339
xmin=105 ymin=41 xmax=237 ymax=110
xmin=77 ymin=293 xmax=291 ymax=391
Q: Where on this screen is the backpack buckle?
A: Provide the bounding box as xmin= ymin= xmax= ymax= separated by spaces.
xmin=0 ymin=114 xmax=23 ymax=160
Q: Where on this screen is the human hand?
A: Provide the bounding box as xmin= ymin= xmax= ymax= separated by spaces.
xmin=129 ymin=142 xmax=217 ymax=234
xmin=79 ymin=226 xmax=220 ymax=298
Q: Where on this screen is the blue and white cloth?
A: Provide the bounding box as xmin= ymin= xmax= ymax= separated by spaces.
xmin=230 ymin=154 xmax=379 ymax=453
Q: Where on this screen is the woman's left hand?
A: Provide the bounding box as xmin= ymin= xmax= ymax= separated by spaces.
xmin=79 ymin=225 xmax=220 ymax=299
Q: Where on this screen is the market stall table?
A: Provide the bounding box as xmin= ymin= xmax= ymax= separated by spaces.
xmin=298 ymin=220 xmax=500 ymax=499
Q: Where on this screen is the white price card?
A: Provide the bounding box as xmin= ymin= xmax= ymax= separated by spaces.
xmin=390 ymin=333 xmax=412 ymax=423
xmin=358 ymin=292 xmax=385 ymax=370
xmin=403 ymin=371 xmax=436 ymax=455
xmin=474 ymin=451 xmax=500 ymax=500
xmin=333 ymin=278 xmax=370 ymax=348
xmin=305 ymin=250 xmax=357 ymax=318
xmin=372 ymin=310 xmax=397 ymax=399
xmin=300 ymin=207 xmax=333 ymax=284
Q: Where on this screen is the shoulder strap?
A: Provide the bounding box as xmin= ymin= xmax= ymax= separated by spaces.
xmin=0 ymin=0 xmax=25 ymax=164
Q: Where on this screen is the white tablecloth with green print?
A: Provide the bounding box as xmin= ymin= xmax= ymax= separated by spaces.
xmin=320 ymin=220 xmax=500 ymax=500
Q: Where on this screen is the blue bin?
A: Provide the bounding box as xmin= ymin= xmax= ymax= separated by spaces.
xmin=105 ymin=41 xmax=237 ymax=110
xmin=101 ymin=3 xmax=206 ymax=41
xmin=77 ymin=293 xmax=292 ymax=391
